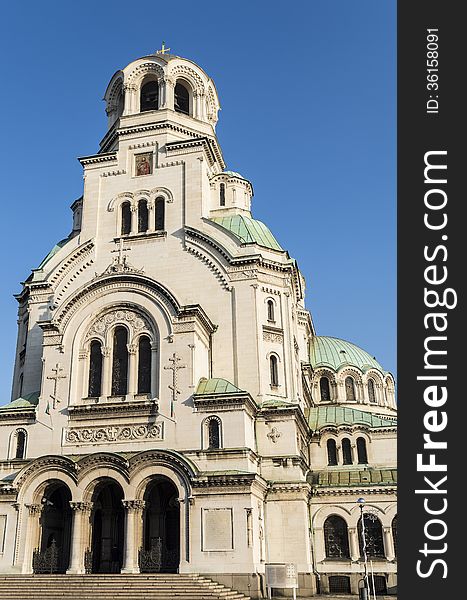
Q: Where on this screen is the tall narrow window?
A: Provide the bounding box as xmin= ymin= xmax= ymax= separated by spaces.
xmin=15 ymin=430 xmax=26 ymax=459
xmin=324 ymin=516 xmax=350 ymax=558
xmin=155 ymin=197 xmax=165 ymax=231
xmin=88 ymin=340 xmax=103 ymax=397
xmin=121 ymin=201 xmax=131 ymax=235
xmin=368 ymin=378 xmax=376 ymax=403
xmin=220 ymin=183 xmax=226 ymax=206
xmin=357 ymin=437 xmax=368 ymax=464
xmin=138 ymin=199 xmax=149 ymax=233
xmin=358 ymin=515 xmax=385 ymax=558
xmin=345 ymin=376 xmax=356 ymax=401
xmin=140 ymin=80 xmax=159 ymax=112
xmin=327 ymin=439 xmax=338 ymax=466
xmin=392 ymin=516 xmax=398 ymax=557
xmin=208 ymin=419 xmax=221 ymax=449
xmin=137 ymin=336 xmax=151 ymax=394
xmin=267 ymin=299 xmax=275 ymax=322
xmin=111 ymin=327 xmax=129 ymax=396
xmin=174 ymin=82 xmax=189 ymax=115
xmin=320 ymin=377 xmax=331 ymax=401
xmin=18 ymin=373 xmax=24 ymax=397
xmin=342 ymin=438 xmax=352 ymax=465
xmin=270 ymin=355 xmax=279 ymax=387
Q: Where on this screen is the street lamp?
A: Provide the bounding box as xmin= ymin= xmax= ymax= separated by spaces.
xmin=357 ymin=498 xmax=369 ymax=600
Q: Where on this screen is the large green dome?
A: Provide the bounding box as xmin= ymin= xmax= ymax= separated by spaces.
xmin=309 ymin=336 xmax=386 ymax=373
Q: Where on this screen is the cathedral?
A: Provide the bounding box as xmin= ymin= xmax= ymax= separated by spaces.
xmin=0 ymin=49 xmax=397 ymax=598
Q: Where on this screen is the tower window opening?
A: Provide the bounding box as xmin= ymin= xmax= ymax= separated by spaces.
xmin=155 ymin=197 xmax=165 ymax=231
xmin=342 ymin=437 xmax=353 ymax=465
xmin=140 ymin=80 xmax=159 ymax=112
xmin=174 ymin=82 xmax=190 ymax=115
xmin=220 ymin=183 xmax=226 ymax=206
xmin=138 ymin=199 xmax=149 ymax=233
xmin=270 ymin=355 xmax=279 ymax=387
xmin=121 ymin=201 xmax=131 ymax=235
xmin=267 ymin=299 xmax=275 ymax=322
xmin=345 ymin=376 xmax=356 ymax=401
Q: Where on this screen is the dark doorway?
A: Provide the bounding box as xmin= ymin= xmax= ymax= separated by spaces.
xmin=34 ymin=483 xmax=72 ymax=573
xmin=90 ymin=481 xmax=124 ymax=573
xmin=140 ymin=477 xmax=180 ymax=573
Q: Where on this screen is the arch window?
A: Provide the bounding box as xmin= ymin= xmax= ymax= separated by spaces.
xmin=267 ymin=299 xmax=275 ymax=322
xmin=203 ymin=416 xmax=222 ymax=450
xmin=368 ymin=378 xmax=377 ymax=403
xmin=18 ymin=373 xmax=24 ymax=397
xmin=324 ymin=516 xmax=350 ymax=559
xmin=358 ymin=514 xmax=385 ymax=558
xmin=174 ymin=82 xmax=190 ymax=115
xmin=88 ymin=340 xmax=103 ymax=398
xmin=220 ymin=183 xmax=226 ymax=206
xmin=121 ymin=201 xmax=131 ymax=235
xmin=270 ymin=355 xmax=279 ymax=387
xmin=327 ymin=439 xmax=338 ymax=466
xmin=320 ymin=376 xmax=331 ymax=401
xmin=111 ymin=326 xmax=129 ymax=396
xmin=356 ymin=437 xmax=368 ymax=464
xmin=138 ymin=199 xmax=149 ymax=233
xmin=345 ymin=376 xmax=356 ymax=401
xmin=392 ymin=516 xmax=398 ymax=558
xmin=140 ymin=80 xmax=159 ymax=112
xmin=15 ymin=429 xmax=27 ymax=459
xmin=155 ymin=197 xmax=165 ymax=231
xmin=137 ymin=335 xmax=152 ymax=394
xmin=342 ymin=438 xmax=353 ymax=465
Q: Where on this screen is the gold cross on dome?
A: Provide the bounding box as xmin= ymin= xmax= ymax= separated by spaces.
xmin=156 ymin=41 xmax=171 ymax=55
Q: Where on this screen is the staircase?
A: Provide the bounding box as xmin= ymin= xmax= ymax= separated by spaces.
xmin=0 ymin=574 xmax=250 ymax=600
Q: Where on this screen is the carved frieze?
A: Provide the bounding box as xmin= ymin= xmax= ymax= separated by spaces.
xmin=65 ymin=422 xmax=164 ymax=444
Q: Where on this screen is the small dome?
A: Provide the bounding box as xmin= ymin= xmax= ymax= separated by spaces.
xmin=209 ymin=215 xmax=283 ymax=251
xmin=223 ymin=170 xmax=246 ymax=180
xmin=310 ymin=336 xmax=386 ymax=373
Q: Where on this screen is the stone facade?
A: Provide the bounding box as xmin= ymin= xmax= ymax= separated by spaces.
xmin=0 ymin=50 xmax=397 ymax=598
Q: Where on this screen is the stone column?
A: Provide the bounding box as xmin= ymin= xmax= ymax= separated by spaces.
xmin=67 ymin=502 xmax=93 ymax=574
xmin=165 ymin=78 xmax=175 ymax=110
xmin=131 ymin=205 xmax=138 ymax=234
xmin=127 ymin=344 xmax=138 ymax=397
xmin=148 ymin=201 xmax=155 ymax=232
xmin=150 ymin=341 xmax=158 ymax=399
xmin=383 ymin=526 xmax=395 ymax=561
xmin=121 ymin=500 xmax=146 ymax=573
xmin=349 ymin=527 xmax=360 ymax=562
xmin=101 ymin=346 xmax=112 ymax=398
xmin=22 ymin=504 xmax=42 ymax=574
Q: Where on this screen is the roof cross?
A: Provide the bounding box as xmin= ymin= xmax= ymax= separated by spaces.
xmin=156 ymin=41 xmax=171 ymax=55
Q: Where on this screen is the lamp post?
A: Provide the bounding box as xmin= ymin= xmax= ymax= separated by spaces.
xmin=357 ymin=498 xmax=369 ymax=600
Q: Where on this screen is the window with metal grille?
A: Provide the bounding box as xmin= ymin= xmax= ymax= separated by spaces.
xmin=370 ymin=575 xmax=388 ymax=596
xmin=358 ymin=514 xmax=385 ymax=558
xmin=327 ymin=439 xmax=338 ymax=466
xmin=324 ymin=516 xmax=350 ymax=559
xmin=88 ymin=340 xmax=103 ymax=397
xmin=328 ymin=576 xmax=351 ymax=594
xmin=111 ymin=327 xmax=129 ymax=395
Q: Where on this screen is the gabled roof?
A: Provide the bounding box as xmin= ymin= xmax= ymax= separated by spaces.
xmin=308 ymin=405 xmax=397 ymax=431
xmin=209 ymin=215 xmax=283 ymax=251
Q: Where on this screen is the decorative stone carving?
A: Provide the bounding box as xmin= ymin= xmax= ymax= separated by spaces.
xmin=267 ymin=427 xmax=281 ymax=443
xmin=263 ymin=330 xmax=284 ymax=344
xmin=122 ymin=499 xmax=146 ymax=511
xmin=65 ymin=423 xmax=164 ymax=444
xmin=69 ymin=501 xmax=93 ymax=513
xmin=86 ymin=308 xmax=152 ymax=342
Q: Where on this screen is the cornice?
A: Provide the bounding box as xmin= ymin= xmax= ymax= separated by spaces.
xmin=193 ymin=392 xmax=258 ymax=416
xmin=311 ymin=486 xmax=397 ymax=497
xmin=78 ymin=152 xmax=117 ymax=166
xmin=67 ymin=399 xmax=158 ymax=421
xmin=0 ymin=409 xmax=36 ymax=423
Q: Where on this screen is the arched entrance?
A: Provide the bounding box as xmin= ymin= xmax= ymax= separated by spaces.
xmin=33 ymin=483 xmax=72 ymax=573
xmin=140 ymin=477 xmax=180 ymax=573
xmin=90 ymin=480 xmax=124 ymax=573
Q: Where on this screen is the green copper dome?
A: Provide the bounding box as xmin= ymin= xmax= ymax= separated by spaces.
xmin=210 ymin=215 xmax=283 ymax=251
xmin=309 ymin=336 xmax=386 ymax=373
xmin=195 ymin=378 xmax=242 ymax=395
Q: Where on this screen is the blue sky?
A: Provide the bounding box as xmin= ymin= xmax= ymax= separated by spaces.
xmin=0 ymin=1 xmax=396 ymax=403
